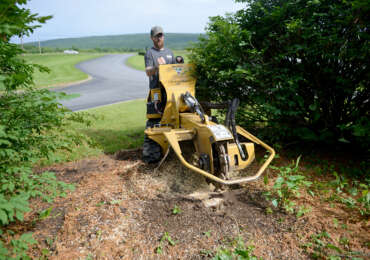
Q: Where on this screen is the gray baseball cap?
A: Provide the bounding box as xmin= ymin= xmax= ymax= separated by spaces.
xmin=151 ymin=26 xmax=163 ymax=37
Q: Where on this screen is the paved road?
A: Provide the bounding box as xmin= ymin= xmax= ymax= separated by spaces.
xmin=53 ymin=54 xmax=147 ymax=111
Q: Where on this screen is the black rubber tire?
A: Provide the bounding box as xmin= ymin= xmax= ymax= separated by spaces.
xmin=142 ymin=135 xmax=162 ymax=163
xmin=142 ymin=119 xmax=162 ymax=164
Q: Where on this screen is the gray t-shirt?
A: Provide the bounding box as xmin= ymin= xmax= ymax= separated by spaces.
xmin=144 ymin=47 xmax=175 ymax=89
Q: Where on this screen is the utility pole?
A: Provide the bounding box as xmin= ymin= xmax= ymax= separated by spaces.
xmin=20 ymin=35 xmax=24 ymax=56
xmin=38 ymin=37 xmax=41 ymax=54
xmin=20 ymin=35 xmax=24 ymax=50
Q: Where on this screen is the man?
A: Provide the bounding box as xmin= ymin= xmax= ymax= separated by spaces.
xmin=144 ymin=26 xmax=175 ymax=89
xmin=142 ymin=26 xmax=175 ymax=163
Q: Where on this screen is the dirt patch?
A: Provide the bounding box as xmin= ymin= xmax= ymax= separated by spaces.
xmin=10 ymin=150 xmax=369 ymax=259
xmin=139 ymin=189 xmax=300 ymax=259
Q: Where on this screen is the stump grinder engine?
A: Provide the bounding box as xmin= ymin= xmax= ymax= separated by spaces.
xmin=143 ymin=64 xmax=275 ymax=185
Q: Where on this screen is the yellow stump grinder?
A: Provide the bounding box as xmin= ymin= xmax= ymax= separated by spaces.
xmin=143 ymin=63 xmax=275 ymax=185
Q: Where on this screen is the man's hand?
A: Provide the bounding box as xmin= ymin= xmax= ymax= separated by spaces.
xmin=146 ymin=57 xmax=167 ymax=77
xmin=157 ymin=57 xmax=166 ymax=65
xmin=145 ymin=66 xmax=157 ymax=77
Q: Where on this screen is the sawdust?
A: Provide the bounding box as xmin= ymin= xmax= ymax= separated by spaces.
xmin=5 ymin=149 xmax=370 ymax=259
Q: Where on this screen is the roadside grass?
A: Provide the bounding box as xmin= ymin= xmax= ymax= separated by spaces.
xmin=46 ymin=99 xmax=146 ymax=165
xmin=78 ymin=99 xmax=146 ymax=153
xmin=126 ymin=50 xmax=189 ymax=71
xmin=126 ymin=54 xmax=146 ymax=71
xmin=63 ymin=93 xmax=81 ymax=100
xmin=22 ymin=53 xmax=105 ymax=88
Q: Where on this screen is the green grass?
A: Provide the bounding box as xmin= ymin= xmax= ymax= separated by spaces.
xmin=63 ymin=93 xmax=81 ymax=100
xmin=76 ymin=99 xmax=146 ymax=153
xmin=126 ymin=54 xmax=146 ymax=71
xmin=46 ymin=99 xmax=146 ymax=164
xmin=126 ymin=51 xmax=189 ymax=71
xmin=23 ymin=53 xmax=105 ymax=88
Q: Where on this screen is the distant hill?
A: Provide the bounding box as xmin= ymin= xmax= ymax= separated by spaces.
xmin=24 ymin=33 xmax=202 ymax=50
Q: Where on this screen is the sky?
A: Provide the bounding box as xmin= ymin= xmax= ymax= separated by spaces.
xmin=17 ymin=0 xmax=246 ymax=43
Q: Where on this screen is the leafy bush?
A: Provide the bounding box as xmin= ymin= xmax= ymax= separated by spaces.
xmin=189 ymin=0 xmax=369 ymax=148
xmin=0 ymin=232 xmax=37 ymax=260
xmin=0 ymin=1 xmax=89 ymax=257
xmin=0 ymin=90 xmax=84 ymax=256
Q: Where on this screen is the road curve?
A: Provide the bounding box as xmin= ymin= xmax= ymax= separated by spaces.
xmin=52 ymin=54 xmax=148 ymax=111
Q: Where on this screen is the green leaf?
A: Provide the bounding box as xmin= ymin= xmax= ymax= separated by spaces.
xmin=19 ymin=233 xmax=37 ymax=245
xmin=15 ymin=210 xmax=24 ymax=222
xmin=172 ymin=205 xmax=181 ymax=215
xmin=155 ymin=246 xmax=162 ymax=254
xmin=0 ymin=241 xmax=9 ymax=256
xmin=41 ymin=248 xmax=50 ymax=256
xmin=38 ymin=207 xmax=53 ymax=220
xmin=288 ymin=175 xmax=305 ymax=181
xmin=110 ymin=200 xmax=121 ymax=205
xmin=275 ymin=177 xmax=284 ymax=186
xmin=326 ymin=243 xmax=342 ymax=253
xmin=338 ymin=138 xmax=350 ymax=143
xmin=0 ymin=210 xmax=9 ymax=225
xmin=309 ymin=103 xmax=317 ymax=111
xmin=167 ymin=236 xmax=176 ymax=246
xmin=234 ymin=248 xmax=250 ymax=257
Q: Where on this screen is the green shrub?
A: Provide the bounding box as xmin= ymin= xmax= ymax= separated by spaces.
xmin=0 ymin=1 xmax=87 ymax=257
xmin=0 ymin=90 xmax=84 ymax=256
xmin=189 ymin=0 xmax=369 ymax=148
xmin=0 ymin=232 xmax=37 ymax=260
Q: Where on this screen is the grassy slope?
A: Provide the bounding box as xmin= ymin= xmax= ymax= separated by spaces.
xmin=49 ymin=99 xmax=146 ymax=164
xmin=126 ymin=51 xmax=189 ymax=71
xmin=79 ymin=99 xmax=146 ymax=153
xmin=24 ymin=53 xmax=105 ymax=88
xmin=21 ymin=52 xmax=146 ymax=163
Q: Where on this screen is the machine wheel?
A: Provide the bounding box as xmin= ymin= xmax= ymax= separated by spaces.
xmin=142 ymin=119 xmax=162 ymax=164
xmin=142 ymin=135 xmax=162 ymax=163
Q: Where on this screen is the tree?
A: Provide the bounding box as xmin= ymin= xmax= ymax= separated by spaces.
xmin=189 ymin=0 xmax=369 ymax=148
xmin=0 ymin=2 xmax=87 ymax=257
xmin=0 ymin=0 xmax=52 ymax=91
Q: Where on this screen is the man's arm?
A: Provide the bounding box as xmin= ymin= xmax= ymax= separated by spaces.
xmin=144 ymin=49 xmax=156 ymax=77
